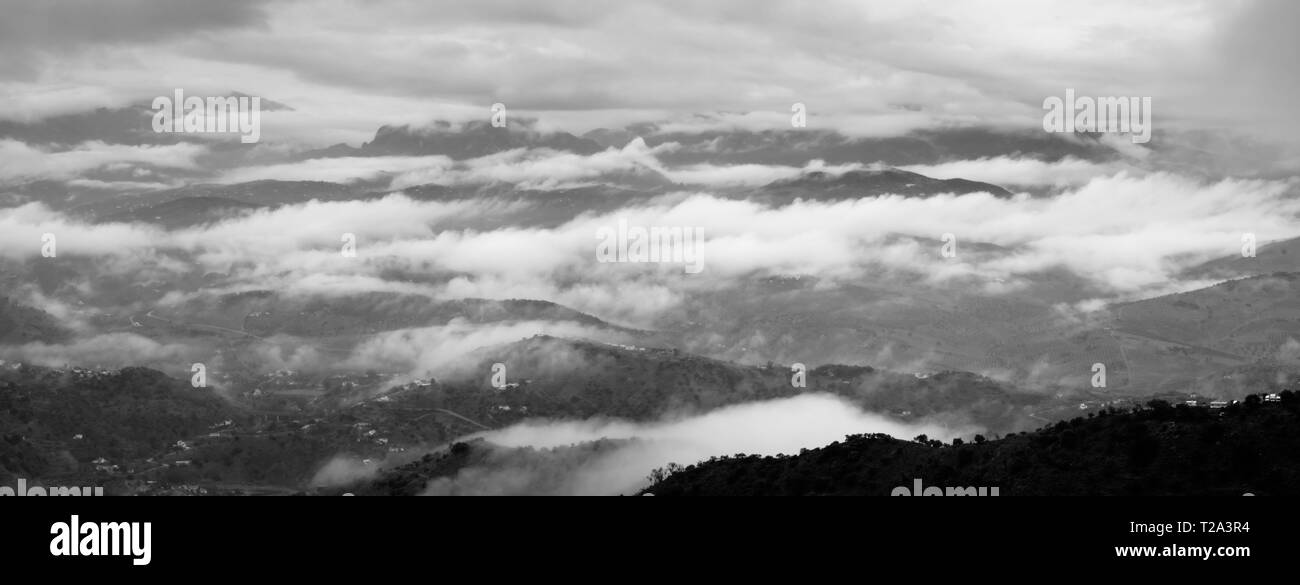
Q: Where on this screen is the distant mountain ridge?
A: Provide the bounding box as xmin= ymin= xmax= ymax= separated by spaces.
xmin=757 ymin=168 xmax=1013 ymax=201
xmin=298 ymin=120 xmax=605 ymax=160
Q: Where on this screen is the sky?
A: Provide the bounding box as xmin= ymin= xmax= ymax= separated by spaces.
xmin=1 ymin=0 xmax=1296 ymax=146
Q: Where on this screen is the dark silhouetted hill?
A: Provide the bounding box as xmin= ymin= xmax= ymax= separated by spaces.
xmin=759 ymin=168 xmax=1013 ymax=202
xmin=644 ymin=391 xmax=1300 ymax=495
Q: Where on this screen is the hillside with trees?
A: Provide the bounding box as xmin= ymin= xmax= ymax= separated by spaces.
xmin=643 ymin=391 xmax=1300 ymax=496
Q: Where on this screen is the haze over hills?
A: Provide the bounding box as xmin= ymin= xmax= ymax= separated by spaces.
xmin=0 ymin=336 xmax=1055 ymax=494
xmin=0 ymin=297 xmax=68 ymax=345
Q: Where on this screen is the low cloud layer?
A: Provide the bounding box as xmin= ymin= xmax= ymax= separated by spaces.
xmin=900 ymin=156 xmax=1140 ymax=188
xmin=0 ymin=139 xmax=206 ymax=183
xmin=0 ymin=332 xmax=195 ymax=370
xmin=307 ymin=393 xmax=972 ymax=495
xmin=343 ymin=319 xmax=627 ymax=380
xmin=432 ymin=393 xmax=974 ymax=495
xmin=5 ymin=165 xmax=1298 ymax=333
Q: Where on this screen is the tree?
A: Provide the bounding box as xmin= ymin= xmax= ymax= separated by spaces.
xmin=646 ymin=462 xmax=685 ymax=485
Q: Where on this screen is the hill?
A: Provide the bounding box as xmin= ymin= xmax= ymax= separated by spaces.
xmin=73 ymin=180 xmax=357 ymax=223
xmin=0 ymin=365 xmax=239 ymax=482
xmin=0 ymin=297 xmax=69 ymax=344
xmin=342 ymin=120 xmax=603 ymax=159
xmin=758 ymin=168 xmax=1013 ymax=202
xmin=636 ymin=127 xmax=1118 ymax=167
xmin=1180 ymin=236 xmax=1300 ymax=281
xmin=643 ymin=391 xmax=1300 ymax=495
xmin=149 ymin=292 xmax=645 ymax=340
xmin=1115 ymin=272 xmax=1300 ymax=364
xmin=102 ymin=196 xmax=264 ymax=228
xmin=435 ymin=335 xmax=1045 ymax=431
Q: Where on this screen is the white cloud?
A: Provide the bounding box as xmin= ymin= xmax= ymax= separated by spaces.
xmin=0 ymin=139 xmax=207 ymax=184
xmin=218 ymin=155 xmax=455 ymax=185
xmin=4 ymin=165 xmax=1296 ymax=332
xmin=901 ymin=156 xmax=1138 ymax=188
xmin=421 ymin=393 xmax=974 ymax=495
xmin=342 ymin=319 xmax=626 ymax=379
xmin=0 ymin=333 xmax=193 ymax=368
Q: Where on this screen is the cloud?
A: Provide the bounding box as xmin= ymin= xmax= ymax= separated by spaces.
xmin=0 ymin=85 xmax=144 ymax=123
xmin=64 ymin=179 xmax=176 ymax=191
xmin=220 ymin=138 xmax=677 ymax=190
xmin=0 ymin=139 xmax=206 ymax=184
xmin=900 ymin=156 xmax=1138 ymax=188
xmin=420 ymin=393 xmax=974 ymax=495
xmin=0 ymin=0 xmax=272 ymax=52
xmin=391 ymin=138 xmax=674 ymax=190
xmin=2 ymin=0 xmax=1292 ymax=152
xmin=1206 ymin=0 xmax=1300 ymax=143
xmin=310 ymin=457 xmax=378 ymax=488
xmin=342 ymin=319 xmax=626 ymax=379
xmin=664 ymin=159 xmax=868 ymax=187
xmin=5 ymin=167 xmax=1297 ymax=333
xmin=0 ymin=202 xmax=163 ymax=260
xmin=0 ymin=333 xmax=194 ymax=368
xmin=217 ymin=155 xmax=455 ymax=185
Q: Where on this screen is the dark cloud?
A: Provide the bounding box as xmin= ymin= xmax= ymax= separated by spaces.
xmin=0 ymin=0 xmax=273 ymax=77
xmin=0 ymin=0 xmax=1296 ymax=151
xmin=0 ymin=0 xmax=271 ymax=47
